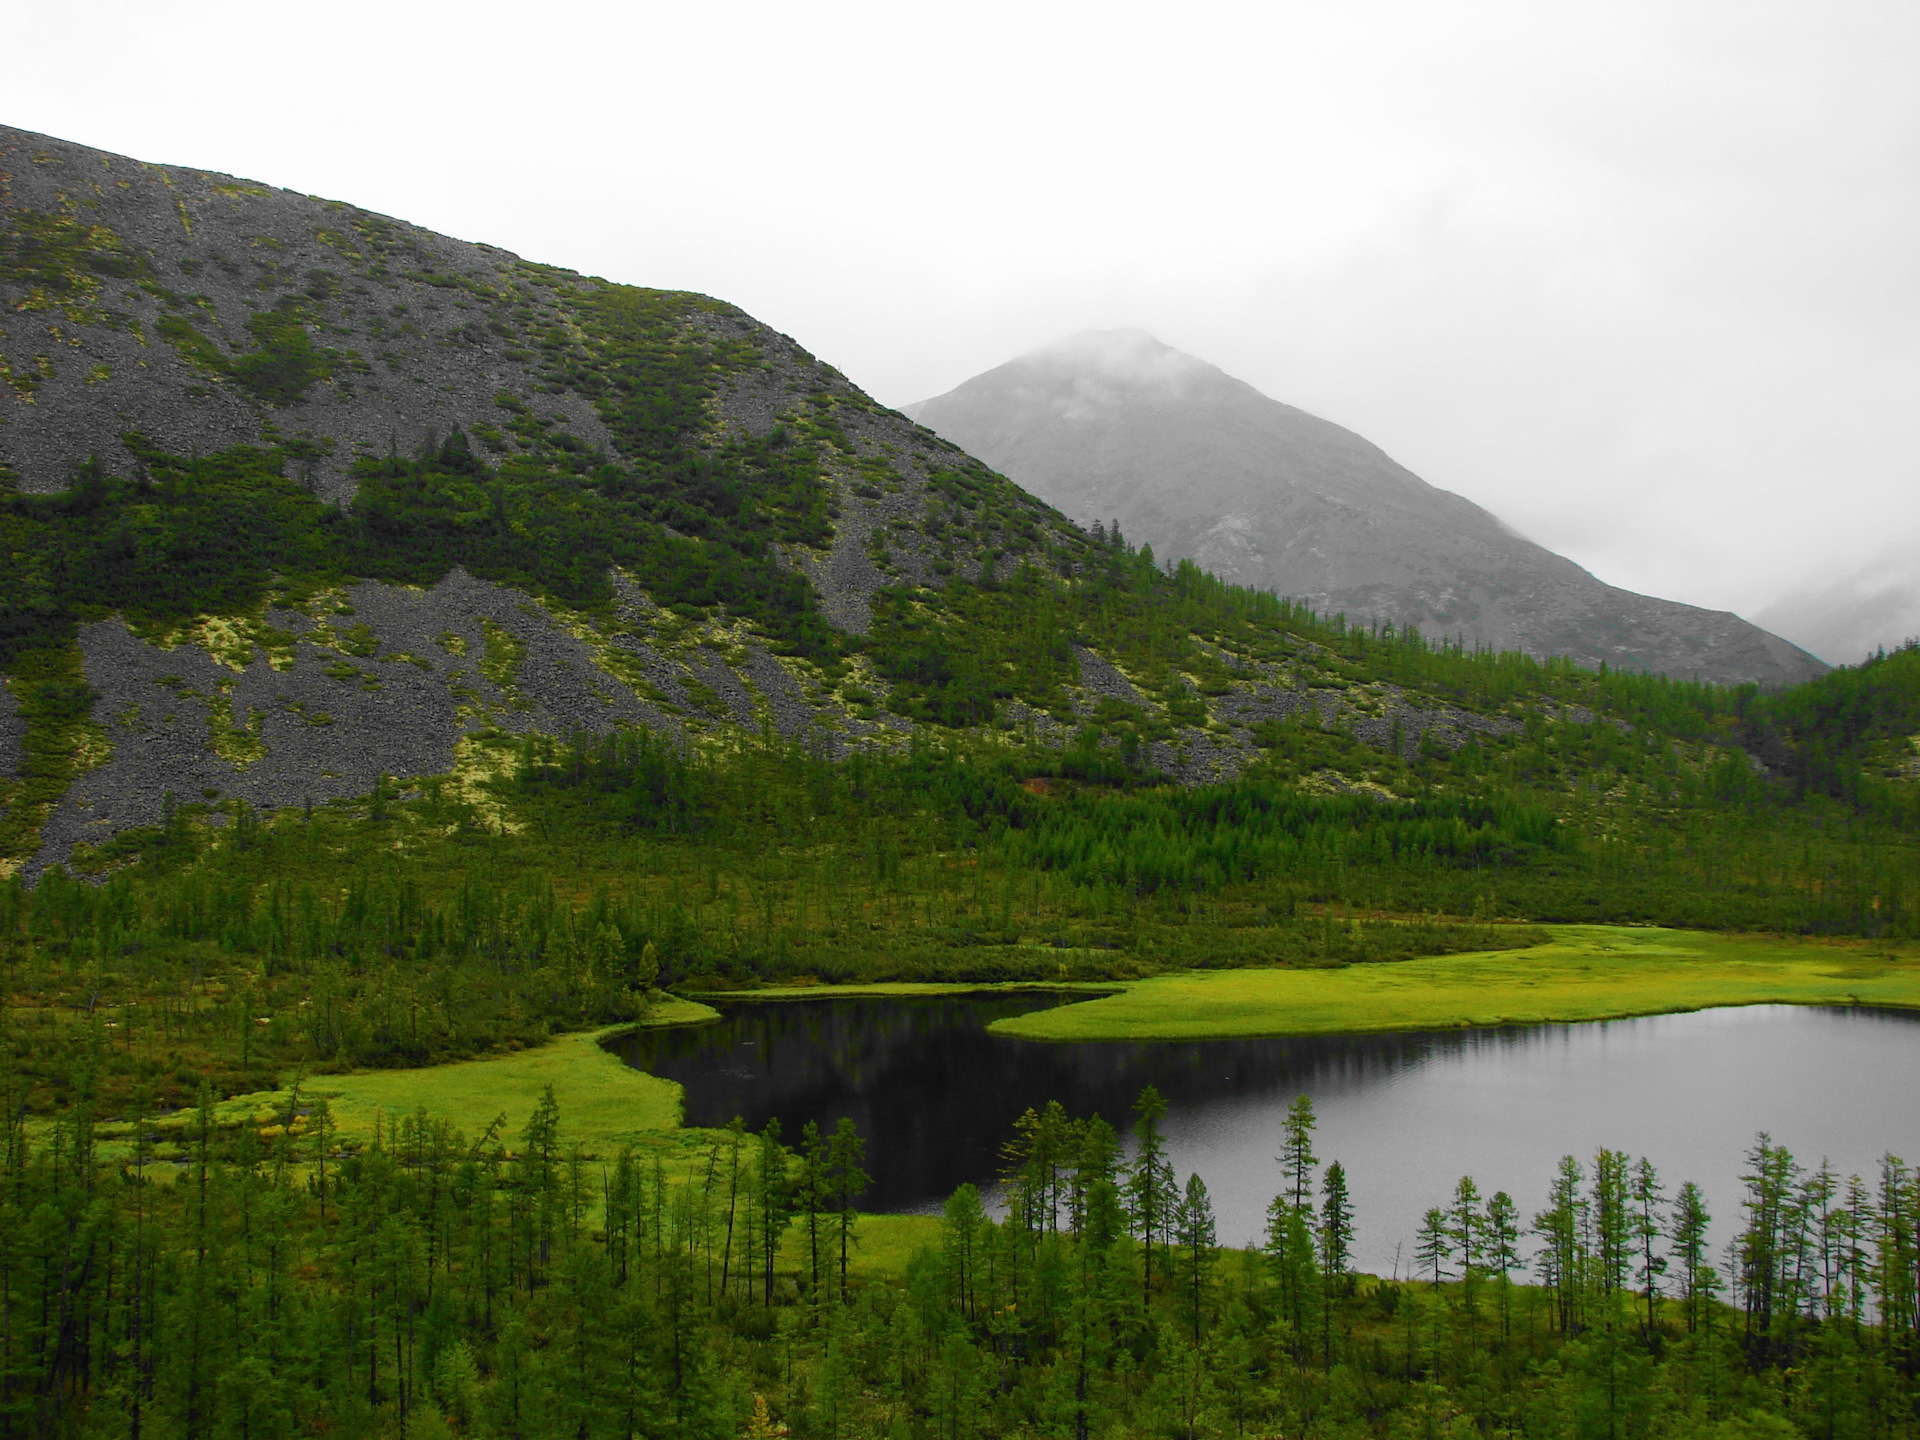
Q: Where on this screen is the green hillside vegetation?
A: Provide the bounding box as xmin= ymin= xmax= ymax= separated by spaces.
xmin=220 ymin=1017 xmax=708 ymax=1154
xmin=7 ymin=430 xmax=1919 ymax=911
xmin=2 ymin=644 xmax=1917 ymax=1117
xmin=1 ymin=417 xmax=1916 ymax=1122
xmin=1741 ymin=636 xmax=1920 ymax=822
xmin=0 ymin=216 xmax=1074 ymax=671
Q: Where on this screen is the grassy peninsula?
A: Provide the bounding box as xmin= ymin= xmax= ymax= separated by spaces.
xmin=990 ymin=923 xmax=1920 ymax=1040
xmin=130 ymin=919 xmax=1916 ymax=1176
xmin=208 ymin=999 xmax=716 ymax=1150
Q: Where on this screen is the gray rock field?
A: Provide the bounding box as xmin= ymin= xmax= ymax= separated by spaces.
xmin=0 ymin=682 xmax=20 ymax=781
xmin=0 ymin=126 xmax=612 ymax=502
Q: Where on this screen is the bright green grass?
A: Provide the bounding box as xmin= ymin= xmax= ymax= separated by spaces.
xmin=208 ymin=997 xmax=720 ymax=1154
xmin=701 ymin=980 xmax=1119 ymax=1001
xmin=775 ymin=1213 xmax=943 ymax=1279
xmin=990 ymin=924 xmax=1920 ymax=1041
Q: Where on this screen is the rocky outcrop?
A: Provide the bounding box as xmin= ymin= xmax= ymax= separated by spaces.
xmin=0 ymin=678 xmax=20 ymax=781
xmin=28 ymin=568 xmax=938 ymax=873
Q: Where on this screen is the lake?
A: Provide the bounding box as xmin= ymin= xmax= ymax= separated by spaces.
xmin=609 ymin=994 xmax=1920 ymax=1274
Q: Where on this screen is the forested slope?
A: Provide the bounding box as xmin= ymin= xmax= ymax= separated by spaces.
xmin=3 ymin=123 xmax=1917 ymax=1000
xmin=2 ymin=120 xmax=1916 ymax=1003
xmin=0 ymin=121 xmax=1099 ymax=870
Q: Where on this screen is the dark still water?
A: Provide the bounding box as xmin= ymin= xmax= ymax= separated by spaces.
xmin=610 ymin=997 xmax=1920 ymax=1274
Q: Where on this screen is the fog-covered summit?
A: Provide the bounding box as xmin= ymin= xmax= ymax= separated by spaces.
xmin=910 ymin=334 xmax=1825 ymax=687
xmin=1010 ymin=329 xmax=1220 ymax=402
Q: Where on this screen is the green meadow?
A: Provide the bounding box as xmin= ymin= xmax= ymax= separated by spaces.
xmin=186 ymin=996 xmax=719 ymax=1156
xmin=204 ymin=994 xmax=955 ymax=1270
xmin=990 ymin=922 xmax=1920 ymax=1041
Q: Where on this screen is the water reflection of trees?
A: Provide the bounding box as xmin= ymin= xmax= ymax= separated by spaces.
xmin=613 ymin=997 xmax=1568 ymax=1210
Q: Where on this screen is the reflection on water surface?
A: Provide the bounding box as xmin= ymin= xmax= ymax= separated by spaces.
xmin=611 ymin=996 xmax=1920 ymax=1272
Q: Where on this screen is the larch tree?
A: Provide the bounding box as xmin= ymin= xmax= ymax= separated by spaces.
xmin=1173 ymin=1172 xmax=1217 ymax=1344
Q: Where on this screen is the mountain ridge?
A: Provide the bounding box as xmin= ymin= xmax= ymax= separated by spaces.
xmin=907 ymin=329 xmax=1825 ymax=688
xmin=3 ymin=125 xmax=1919 ymax=1440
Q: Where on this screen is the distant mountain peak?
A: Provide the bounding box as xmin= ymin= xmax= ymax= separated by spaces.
xmin=911 ymin=336 xmax=1826 ymax=688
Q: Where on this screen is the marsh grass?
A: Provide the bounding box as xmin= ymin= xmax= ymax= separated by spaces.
xmin=990 ymin=923 xmax=1920 ymax=1040
xmin=259 ymin=998 xmax=714 ymax=1143
xmin=89 ymin=998 xmax=719 ymax=1164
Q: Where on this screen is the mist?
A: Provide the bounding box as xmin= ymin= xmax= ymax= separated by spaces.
xmin=9 ymin=0 xmax=1916 ymax=657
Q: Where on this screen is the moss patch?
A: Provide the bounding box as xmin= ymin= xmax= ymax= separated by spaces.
xmin=0 ymin=208 xmax=149 ymax=323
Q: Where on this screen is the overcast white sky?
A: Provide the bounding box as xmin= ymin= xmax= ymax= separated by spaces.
xmin=10 ymin=0 xmax=1918 ymax=642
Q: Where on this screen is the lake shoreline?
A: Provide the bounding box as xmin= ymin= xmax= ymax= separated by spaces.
xmin=667 ymin=923 xmax=1920 ymax=1043
xmin=175 ymin=924 xmax=1920 ymax=1175
xmin=987 ymin=923 xmax=1920 ymax=1041
xmin=619 ymin=979 xmax=1920 ymax=1272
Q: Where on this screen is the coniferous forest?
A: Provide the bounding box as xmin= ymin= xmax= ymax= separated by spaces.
xmin=4 ymin=1071 xmax=1919 ymax=1438
xmin=1 ymin=633 xmax=1918 ymax=1432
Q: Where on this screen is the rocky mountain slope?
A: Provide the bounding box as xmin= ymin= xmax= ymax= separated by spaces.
xmin=0 ymin=126 xmax=1844 ymax=880
xmin=0 ymin=123 xmax=1006 ymax=621
xmin=0 ymin=124 xmax=1094 ymax=866
xmin=908 ymin=330 xmax=1825 ymax=688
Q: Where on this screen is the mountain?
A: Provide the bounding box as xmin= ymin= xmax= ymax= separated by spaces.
xmin=907 ymin=330 xmax=1825 ymax=688
xmin=0 ymin=123 xmax=1901 ymax=896
xmin=0 ymin=121 xmax=1099 ymax=871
